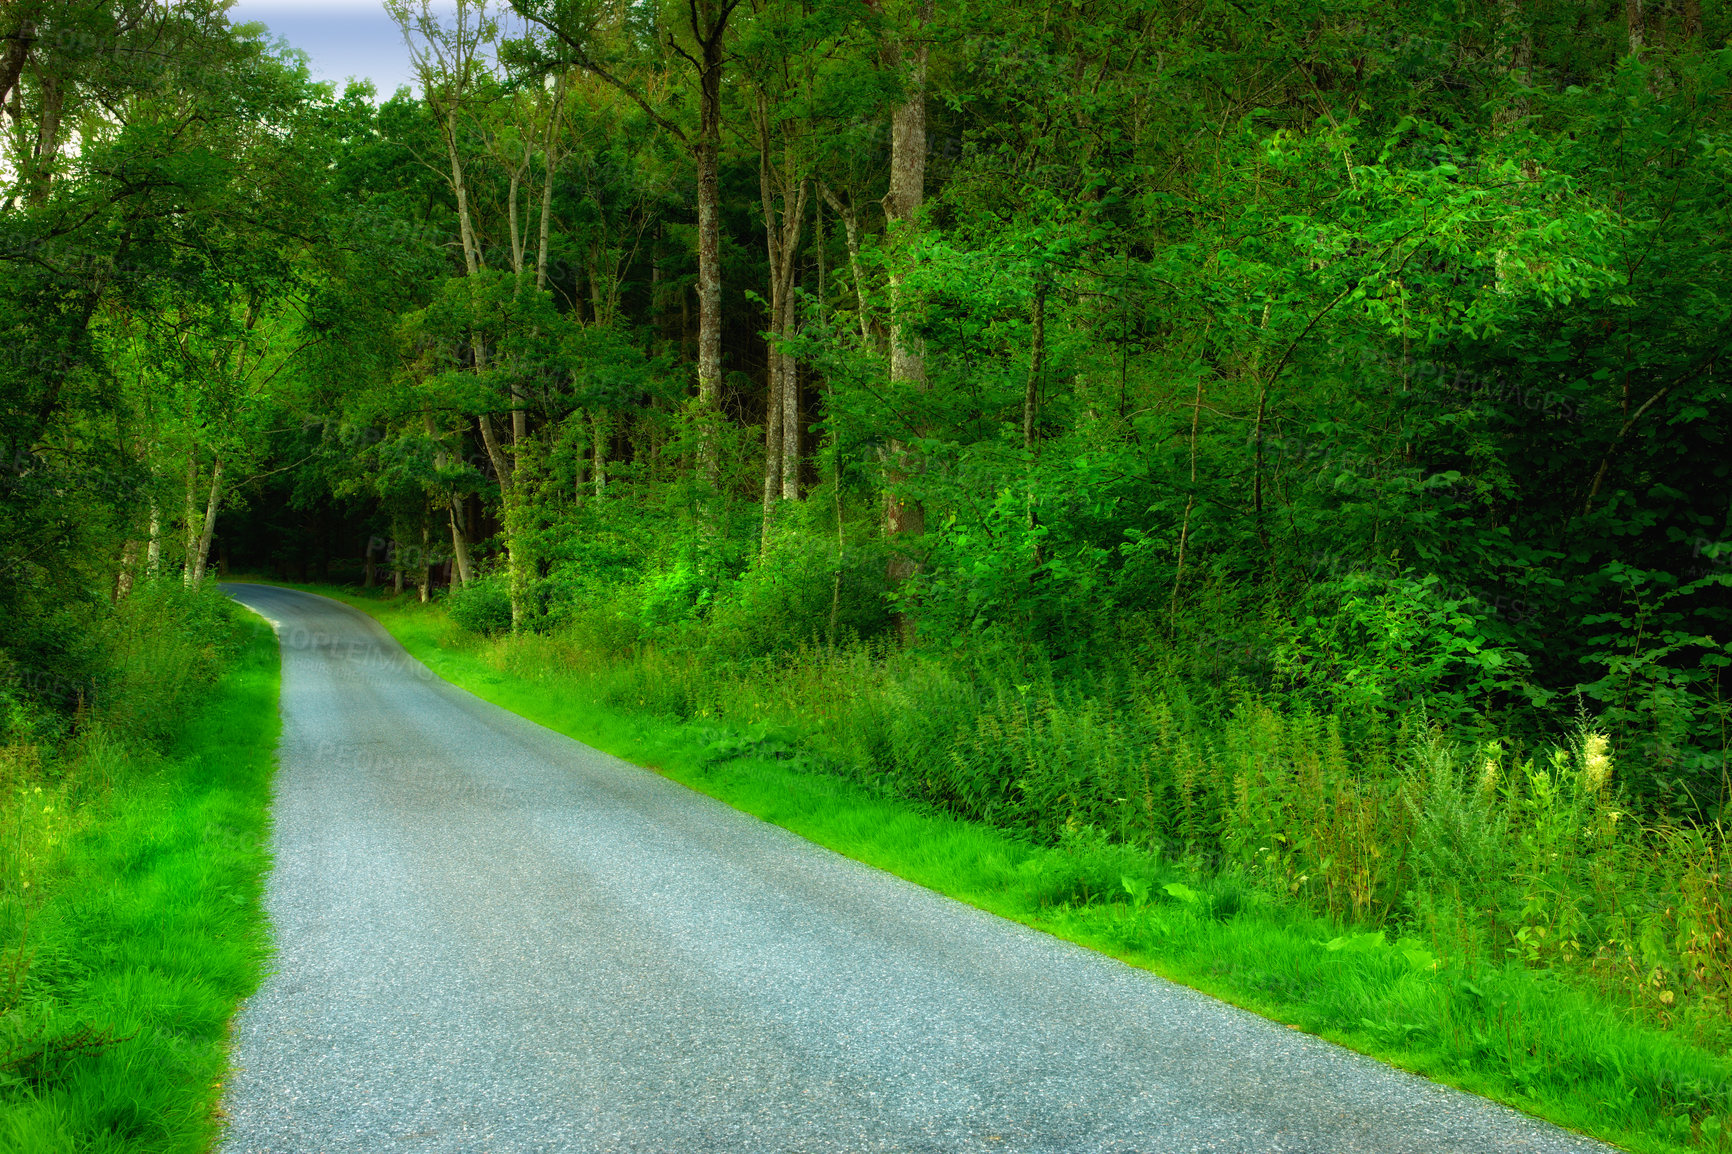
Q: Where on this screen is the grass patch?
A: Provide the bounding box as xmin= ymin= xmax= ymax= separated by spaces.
xmin=272 ymin=580 xmax=1727 ymax=1154
xmin=0 ymin=612 xmax=279 ymax=1154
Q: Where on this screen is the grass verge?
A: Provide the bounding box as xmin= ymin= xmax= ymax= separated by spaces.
xmin=276 ymin=580 xmax=1725 ymax=1154
xmin=0 ymin=613 xmax=279 ymax=1154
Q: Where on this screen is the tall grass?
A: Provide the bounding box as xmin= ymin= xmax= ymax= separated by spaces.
xmin=480 ymin=619 xmax=1718 ymax=1014
xmin=0 ymin=585 xmax=277 ymax=1153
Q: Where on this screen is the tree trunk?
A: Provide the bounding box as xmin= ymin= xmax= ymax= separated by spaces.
xmin=146 ymin=493 xmax=161 ymax=580
xmin=477 ymin=414 xmax=527 ymax=630
xmin=693 ymin=2 xmax=730 ymax=490
xmin=592 ymin=410 xmax=609 ymax=498
xmin=182 ymin=453 xmax=199 ymax=586
xmin=782 ymin=263 xmax=801 ymax=501
xmin=761 ymin=354 xmax=784 ymax=546
xmin=1626 ymin=0 xmax=1645 ymax=56
xmin=880 ymin=2 xmax=932 ymax=640
xmin=508 ymin=157 xmax=526 ymax=279
xmin=189 ymin=457 xmax=223 ymax=586
xmin=695 ymin=131 xmax=723 ymax=489
xmin=417 ymin=518 xmax=432 ymax=604
xmin=1022 ymin=284 xmax=1046 ymax=453
xmin=448 ymin=499 xmax=473 ymax=585
xmin=821 ymin=184 xmax=872 ymax=345
xmin=536 ymin=74 xmax=565 ymax=292
xmin=26 ymin=67 xmax=63 ymax=205
xmin=0 ymin=12 xmax=36 ymax=117
xmin=1023 ymin=282 xmax=1046 ymax=563
xmin=116 ymin=540 xmax=137 ymax=601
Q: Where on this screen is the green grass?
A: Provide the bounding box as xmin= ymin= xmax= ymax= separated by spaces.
xmin=267 ymin=580 xmax=1731 ymax=1154
xmin=0 ymin=614 xmax=280 ymax=1154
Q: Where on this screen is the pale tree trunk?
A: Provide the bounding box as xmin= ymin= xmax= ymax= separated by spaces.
xmin=116 ymin=540 xmax=137 ymax=601
xmin=448 ymin=500 xmax=473 ymax=585
xmin=592 ymin=411 xmax=609 ymax=498
xmin=508 ymin=150 xmax=527 ymax=281
xmin=448 ymin=126 xmax=483 ymax=277
xmin=417 ymin=517 xmax=432 ymax=604
xmin=26 ymin=68 xmax=63 ymax=206
xmin=182 ymin=453 xmax=199 ymax=586
xmin=761 ymin=362 xmax=784 ymax=545
xmin=816 ymin=196 xmax=845 ymax=642
xmin=430 ymin=416 xmax=473 ymax=587
xmin=879 ymin=0 xmax=932 ymax=641
xmin=696 ymin=129 xmax=723 ymax=488
xmin=536 ymin=74 xmax=565 ymax=293
xmin=693 ymin=3 xmax=730 ymax=489
xmin=1626 ymin=0 xmax=1645 ymax=56
xmin=1171 ymin=372 xmax=1207 ymax=616
xmin=189 ymin=458 xmax=223 ymax=586
xmin=782 ymin=293 xmax=800 ymax=501
xmin=146 ymin=493 xmax=161 ymax=580
xmin=755 ymin=103 xmax=811 ymax=530
xmin=477 ymin=414 xmax=528 ymax=632
xmin=1022 ymin=283 xmax=1046 ymax=564
xmin=820 ymin=184 xmax=872 ymax=345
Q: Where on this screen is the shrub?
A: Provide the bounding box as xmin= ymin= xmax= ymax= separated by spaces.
xmin=446 ymin=576 xmax=514 ymax=636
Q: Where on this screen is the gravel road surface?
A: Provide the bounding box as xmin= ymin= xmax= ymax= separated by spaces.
xmin=219 ymin=583 xmax=1613 ymax=1154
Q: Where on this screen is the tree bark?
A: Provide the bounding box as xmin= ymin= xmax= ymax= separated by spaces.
xmin=116 ymin=540 xmax=137 ymax=601
xmin=592 ymin=410 xmax=609 ymax=498
xmin=25 ymin=67 xmax=63 ymax=205
xmin=782 ymin=270 xmax=801 ymax=501
xmin=182 ymin=453 xmax=199 ymax=587
xmin=146 ymin=493 xmax=161 ymax=580
xmin=1022 ymin=284 xmax=1046 ymax=454
xmin=879 ymin=1 xmax=933 ymax=640
xmin=820 ymin=184 xmax=872 ymax=345
xmin=447 ymin=499 xmax=473 ymax=585
xmin=536 ymin=74 xmax=565 ymax=292
xmin=1023 ymin=282 xmax=1046 ymax=565
xmin=695 ymin=131 xmax=723 ymax=488
xmin=189 ymin=458 xmax=223 ymax=586
xmin=0 ymin=12 xmax=36 ymax=120
xmin=417 ymin=517 xmax=432 ymax=604
xmin=477 ymin=414 xmax=528 ymax=631
xmin=761 ymin=351 xmax=784 ymax=546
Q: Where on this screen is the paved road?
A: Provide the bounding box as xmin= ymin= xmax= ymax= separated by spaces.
xmin=219 ymin=584 xmax=1612 ymax=1154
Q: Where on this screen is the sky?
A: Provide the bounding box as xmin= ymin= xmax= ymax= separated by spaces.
xmin=227 ymin=1 xmax=430 ymax=100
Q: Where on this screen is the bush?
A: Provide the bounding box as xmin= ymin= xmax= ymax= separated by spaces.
xmin=445 ymin=576 xmax=513 ymax=636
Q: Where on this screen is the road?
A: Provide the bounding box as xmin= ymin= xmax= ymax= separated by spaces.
xmin=219 ymin=583 xmax=1611 ymax=1154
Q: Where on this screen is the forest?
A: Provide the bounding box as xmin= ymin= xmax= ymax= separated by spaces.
xmin=1 ymin=0 xmax=1731 ymax=1148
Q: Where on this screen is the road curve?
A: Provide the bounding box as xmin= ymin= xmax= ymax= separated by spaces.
xmin=219 ymin=583 xmax=1611 ymax=1154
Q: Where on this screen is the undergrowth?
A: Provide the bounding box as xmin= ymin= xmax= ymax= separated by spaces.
xmin=0 ymin=585 xmax=277 ymax=1153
